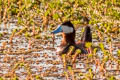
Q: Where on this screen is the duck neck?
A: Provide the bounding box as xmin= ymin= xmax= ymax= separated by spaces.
xmin=61 ymin=33 xmax=75 ymax=46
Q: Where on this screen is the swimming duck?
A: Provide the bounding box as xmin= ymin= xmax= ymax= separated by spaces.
xmin=52 ymin=21 xmax=92 ymax=55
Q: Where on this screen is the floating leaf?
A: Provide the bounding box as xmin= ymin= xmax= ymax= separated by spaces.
xmin=99 ymin=43 xmax=104 ymax=51
xmin=0 ymin=77 xmax=3 ymax=80
xmin=35 ymin=35 xmax=41 ymax=39
xmin=0 ymin=33 xmax=3 ymax=37
xmin=117 ymin=49 xmax=120 ymax=57
xmin=108 ymin=76 xmax=116 ymax=80
xmin=53 ymin=13 xmax=59 ymax=20
xmin=68 ymin=66 xmax=72 ymax=70
xmin=12 ymin=77 xmax=19 ymax=80
xmin=85 ymin=42 xmax=92 ymax=48
xmin=45 ymin=10 xmax=50 ymax=17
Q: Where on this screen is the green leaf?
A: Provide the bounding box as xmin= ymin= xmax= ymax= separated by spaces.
xmin=85 ymin=42 xmax=92 ymax=48
xmin=0 ymin=33 xmax=3 ymax=37
xmin=108 ymin=76 xmax=116 ymax=80
xmin=93 ymin=48 xmax=97 ymax=54
xmin=99 ymin=43 xmax=104 ymax=51
xmin=45 ymin=10 xmax=50 ymax=16
xmin=75 ymin=49 xmax=81 ymax=54
xmin=24 ymin=32 xmax=31 ymax=38
xmin=68 ymin=66 xmax=72 ymax=70
xmin=0 ymin=77 xmax=3 ymax=80
xmin=53 ymin=13 xmax=59 ymax=20
xmin=12 ymin=77 xmax=19 ymax=80
xmin=35 ymin=35 xmax=41 ymax=39
xmin=117 ymin=49 xmax=120 ymax=56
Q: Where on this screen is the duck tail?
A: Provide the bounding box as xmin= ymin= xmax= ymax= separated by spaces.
xmin=81 ymin=26 xmax=92 ymax=42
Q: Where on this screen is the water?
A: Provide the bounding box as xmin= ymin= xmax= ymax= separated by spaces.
xmin=0 ymin=23 xmax=120 ymax=79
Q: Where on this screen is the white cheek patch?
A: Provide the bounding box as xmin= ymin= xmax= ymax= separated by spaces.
xmin=62 ymin=26 xmax=74 ymax=33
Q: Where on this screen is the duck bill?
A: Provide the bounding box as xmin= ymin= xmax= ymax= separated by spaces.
xmin=52 ymin=26 xmax=62 ymax=34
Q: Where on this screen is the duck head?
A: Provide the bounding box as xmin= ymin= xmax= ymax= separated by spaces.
xmin=52 ymin=21 xmax=76 ymax=45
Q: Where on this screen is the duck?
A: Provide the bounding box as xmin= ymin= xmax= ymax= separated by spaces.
xmin=52 ymin=20 xmax=92 ymax=55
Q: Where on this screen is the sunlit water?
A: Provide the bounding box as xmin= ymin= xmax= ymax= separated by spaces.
xmin=0 ymin=23 xmax=120 ymax=80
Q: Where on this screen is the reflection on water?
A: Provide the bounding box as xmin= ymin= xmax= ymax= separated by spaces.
xmin=0 ymin=23 xmax=120 ymax=79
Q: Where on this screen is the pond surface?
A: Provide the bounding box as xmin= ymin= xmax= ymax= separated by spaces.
xmin=0 ymin=23 xmax=120 ymax=80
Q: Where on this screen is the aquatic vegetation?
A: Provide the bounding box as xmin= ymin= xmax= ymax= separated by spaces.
xmin=72 ymin=49 xmax=81 ymax=63
xmin=0 ymin=0 xmax=120 ymax=79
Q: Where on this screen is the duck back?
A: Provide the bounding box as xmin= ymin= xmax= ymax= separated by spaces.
xmin=59 ymin=44 xmax=88 ymax=55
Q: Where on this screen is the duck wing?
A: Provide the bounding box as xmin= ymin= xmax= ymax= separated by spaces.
xmin=81 ymin=26 xmax=92 ymax=42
